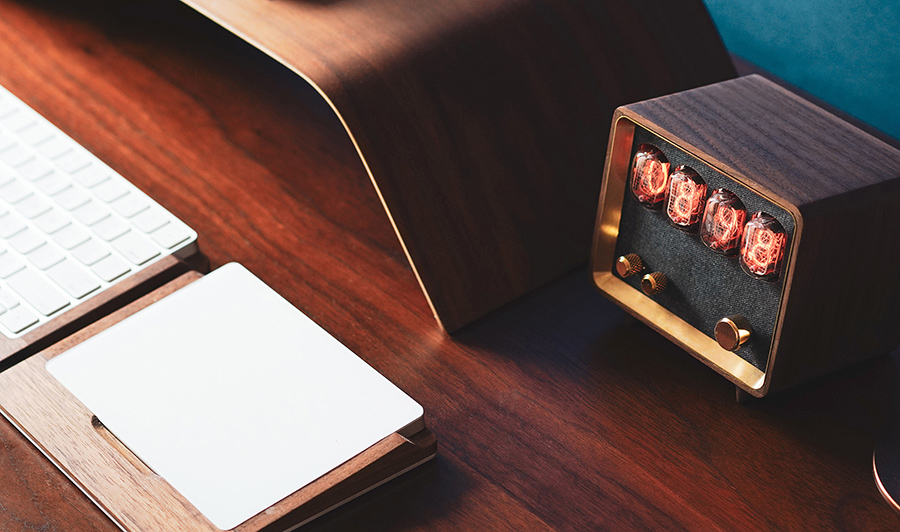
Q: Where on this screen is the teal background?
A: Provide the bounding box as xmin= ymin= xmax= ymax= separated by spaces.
xmin=703 ymin=0 xmax=900 ymax=141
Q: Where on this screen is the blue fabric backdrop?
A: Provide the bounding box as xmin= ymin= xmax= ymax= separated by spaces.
xmin=703 ymin=0 xmax=900 ymax=141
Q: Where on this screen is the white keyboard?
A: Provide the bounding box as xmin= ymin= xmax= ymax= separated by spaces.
xmin=0 ymin=85 xmax=197 ymax=339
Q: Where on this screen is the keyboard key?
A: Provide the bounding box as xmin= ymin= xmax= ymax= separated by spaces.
xmin=52 ymin=224 xmax=90 ymax=250
xmin=0 ymin=97 xmax=16 ymax=117
xmin=9 ymin=228 xmax=45 ymax=254
xmin=72 ymin=238 xmax=110 ymax=266
xmin=16 ymin=194 xmax=51 ymax=219
xmin=72 ymin=164 xmax=111 ymax=188
xmin=0 ymin=144 xmax=34 ymax=167
xmin=35 ymin=172 xmax=70 ymax=195
xmin=34 ymin=208 xmax=71 ymax=234
xmin=0 ymin=213 xmax=26 ymax=238
xmin=0 ymin=130 xmax=15 ymax=151
xmin=0 ymin=305 xmax=38 ymax=333
xmin=0 ymin=179 xmax=33 ymax=204
xmin=7 ymin=268 xmax=69 ymax=316
xmin=27 ymin=243 xmax=65 ymax=270
xmin=37 ymin=136 xmax=74 ymax=159
xmin=0 ymin=169 xmax=15 ymax=187
xmin=91 ymin=254 xmax=130 ymax=282
xmin=47 ymin=259 xmax=100 ymax=299
xmin=0 ymin=289 xmax=19 ymax=309
xmin=111 ymin=193 xmax=149 ymax=218
xmin=19 ymin=122 xmax=55 ymax=145
xmin=0 ymin=252 xmax=25 ymax=278
xmin=54 ymin=186 xmax=90 ymax=210
xmin=93 ymin=179 xmax=128 ymax=201
xmin=72 ymin=200 xmax=110 ymax=225
xmin=16 ymin=157 xmax=53 ymax=181
xmin=93 ymin=216 xmax=129 ymax=241
xmin=112 ymin=231 xmax=159 ymax=265
xmin=56 ymin=150 xmax=92 ymax=174
xmin=133 ymin=208 xmax=169 ymax=233
xmin=151 ymin=223 xmax=191 ymax=249
xmin=1 ymin=109 xmax=36 ymax=132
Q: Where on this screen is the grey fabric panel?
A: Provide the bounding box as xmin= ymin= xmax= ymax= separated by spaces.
xmin=613 ymin=126 xmax=794 ymax=371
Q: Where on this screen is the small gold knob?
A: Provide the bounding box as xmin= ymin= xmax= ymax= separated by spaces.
xmin=715 ymin=315 xmax=753 ymax=351
xmin=641 ymin=272 xmax=667 ymax=295
xmin=615 ymin=253 xmax=643 ymax=278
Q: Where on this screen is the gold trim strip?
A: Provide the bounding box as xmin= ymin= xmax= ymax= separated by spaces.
xmin=595 ymin=272 xmax=765 ymax=389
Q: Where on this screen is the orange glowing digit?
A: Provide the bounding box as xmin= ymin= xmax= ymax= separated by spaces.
xmin=700 ymin=189 xmax=746 ymax=255
xmin=672 ymin=180 xmax=695 ymax=218
xmin=740 ymin=213 xmax=787 ymax=280
xmin=713 ymin=204 xmax=740 ymax=240
xmin=641 ymin=160 xmax=667 ymax=195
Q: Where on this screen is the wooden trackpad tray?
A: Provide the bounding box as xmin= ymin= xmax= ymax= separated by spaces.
xmin=0 ymin=264 xmax=435 ymax=532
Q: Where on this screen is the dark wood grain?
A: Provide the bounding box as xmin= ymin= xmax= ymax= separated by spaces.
xmin=608 ymin=75 xmax=900 ymax=395
xmin=0 ymin=1 xmax=897 ymax=531
xmin=178 ymin=0 xmax=736 ymax=332
xmin=623 ymin=76 xmax=900 ymax=209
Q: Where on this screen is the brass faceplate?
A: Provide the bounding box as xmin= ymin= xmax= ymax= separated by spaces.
xmin=591 ymin=115 xmax=799 ymax=396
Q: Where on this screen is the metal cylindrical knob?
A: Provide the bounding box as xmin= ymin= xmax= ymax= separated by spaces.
xmin=715 ymin=315 xmax=753 ymax=351
xmin=616 ymin=253 xmax=643 ymax=278
xmin=641 ymin=272 xmax=667 ymax=295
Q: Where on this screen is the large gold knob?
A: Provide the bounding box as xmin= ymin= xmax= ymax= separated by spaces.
xmin=641 ymin=272 xmax=667 ymax=295
xmin=615 ymin=253 xmax=642 ymax=278
xmin=715 ymin=315 xmax=753 ymax=351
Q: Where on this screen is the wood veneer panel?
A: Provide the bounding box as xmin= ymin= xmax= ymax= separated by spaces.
xmin=603 ymin=75 xmax=900 ymax=394
xmin=178 ymin=0 xmax=736 ymax=332
xmin=622 ymin=75 xmax=900 ymax=208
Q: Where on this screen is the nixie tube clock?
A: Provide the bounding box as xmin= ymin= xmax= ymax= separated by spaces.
xmin=591 ymin=75 xmax=900 ymax=398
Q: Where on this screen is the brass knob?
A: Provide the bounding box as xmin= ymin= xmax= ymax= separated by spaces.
xmin=641 ymin=272 xmax=667 ymax=295
xmin=715 ymin=315 xmax=753 ymax=351
xmin=616 ymin=253 xmax=643 ymax=278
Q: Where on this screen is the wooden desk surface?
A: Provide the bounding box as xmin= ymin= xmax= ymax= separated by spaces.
xmin=0 ymin=1 xmax=897 ymax=530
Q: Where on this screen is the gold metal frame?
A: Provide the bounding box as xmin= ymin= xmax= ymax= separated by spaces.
xmin=591 ymin=115 xmax=800 ymax=396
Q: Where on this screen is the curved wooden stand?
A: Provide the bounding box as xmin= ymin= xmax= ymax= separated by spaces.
xmin=180 ymin=0 xmax=735 ymax=331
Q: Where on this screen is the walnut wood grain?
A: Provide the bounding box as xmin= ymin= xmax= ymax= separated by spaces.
xmin=177 ymin=0 xmax=736 ymax=332
xmin=608 ymin=75 xmax=900 ymax=395
xmin=0 ymin=1 xmax=898 ymax=531
xmin=621 ymin=75 xmax=900 ymax=211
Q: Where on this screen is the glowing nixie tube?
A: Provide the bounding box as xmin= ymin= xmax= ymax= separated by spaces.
xmin=665 ymin=166 xmax=707 ymax=231
xmin=700 ymin=189 xmax=746 ymax=255
xmin=630 ymin=144 xmax=670 ymax=208
xmin=740 ymin=212 xmax=787 ymax=280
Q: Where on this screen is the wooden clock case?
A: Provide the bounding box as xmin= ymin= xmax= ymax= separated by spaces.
xmin=592 ymin=75 xmax=900 ymax=398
